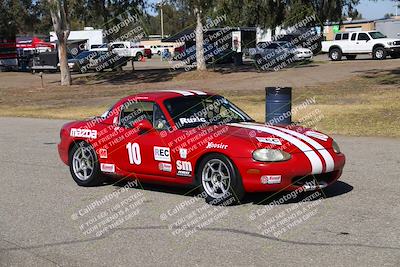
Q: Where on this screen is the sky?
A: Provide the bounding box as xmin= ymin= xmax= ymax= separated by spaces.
xmin=147 ymin=0 xmax=399 ymax=20
xmin=357 ymin=0 xmax=399 ymax=19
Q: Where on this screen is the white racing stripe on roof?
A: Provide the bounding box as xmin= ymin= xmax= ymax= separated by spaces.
xmin=270 ymin=126 xmax=334 ymax=172
xmin=162 ymin=90 xmax=194 ymax=96
xmin=229 ymin=123 xmax=323 ymax=174
xmin=189 ymin=90 xmax=207 ymax=95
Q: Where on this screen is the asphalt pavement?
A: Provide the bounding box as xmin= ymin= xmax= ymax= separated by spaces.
xmin=0 ymin=117 xmax=399 ymax=266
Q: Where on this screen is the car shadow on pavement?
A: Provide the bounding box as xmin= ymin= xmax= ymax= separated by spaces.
xmin=243 ymin=181 xmax=353 ymax=205
xmin=110 ymin=178 xmax=353 ymax=206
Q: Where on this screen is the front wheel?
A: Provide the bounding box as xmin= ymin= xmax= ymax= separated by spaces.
xmin=373 ymin=47 xmax=386 ymax=60
xmin=69 ymin=142 xmax=105 ymax=186
xmin=197 ymin=154 xmax=245 ymax=205
xmin=329 ymin=48 xmax=342 ymax=61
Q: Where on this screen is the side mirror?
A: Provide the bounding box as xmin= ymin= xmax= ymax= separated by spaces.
xmin=133 ymin=119 xmax=153 ymax=133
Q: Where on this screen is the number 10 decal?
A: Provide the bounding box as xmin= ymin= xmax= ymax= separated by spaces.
xmin=126 ymin=142 xmax=141 ymax=165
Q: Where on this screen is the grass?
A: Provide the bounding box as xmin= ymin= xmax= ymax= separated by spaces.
xmin=0 ymin=69 xmax=399 ymax=137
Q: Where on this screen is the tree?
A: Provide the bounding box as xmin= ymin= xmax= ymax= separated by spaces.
xmin=175 ymin=0 xmax=213 ymax=71
xmin=48 ymin=0 xmax=71 ymax=86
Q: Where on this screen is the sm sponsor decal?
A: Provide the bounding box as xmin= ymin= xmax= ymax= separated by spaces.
xmin=176 ymin=160 xmax=192 ymax=177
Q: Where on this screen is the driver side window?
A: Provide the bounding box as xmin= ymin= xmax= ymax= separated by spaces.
xmin=120 ymin=101 xmax=153 ymax=128
xmin=120 ymin=101 xmax=170 ymax=130
xmin=357 ymin=33 xmax=370 ymax=41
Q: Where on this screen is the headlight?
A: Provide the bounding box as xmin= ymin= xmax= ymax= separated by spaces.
xmin=388 ymin=42 xmax=393 ymax=46
xmin=332 ymin=140 xmax=341 ymax=154
xmin=252 ymin=149 xmax=291 ymax=162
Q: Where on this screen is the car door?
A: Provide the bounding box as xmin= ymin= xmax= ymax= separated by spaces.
xmin=355 ymin=33 xmax=371 ymax=52
xmin=109 ymin=100 xmax=176 ymax=177
xmin=345 ymin=32 xmax=358 ymax=53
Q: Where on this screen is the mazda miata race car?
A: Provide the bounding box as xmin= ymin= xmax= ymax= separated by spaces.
xmin=58 ymin=90 xmax=345 ymax=203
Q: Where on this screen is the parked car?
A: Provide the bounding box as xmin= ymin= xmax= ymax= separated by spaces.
xmin=144 ymin=48 xmax=152 ymax=59
xmin=58 ymin=90 xmax=345 ymax=204
xmin=250 ymin=41 xmax=313 ymax=69
xmin=108 ymin=41 xmax=145 ymax=61
xmin=321 ymin=31 xmax=400 ymax=60
xmin=278 ymin=33 xmax=323 ymax=54
xmin=68 ymin=50 xmax=127 ymax=73
xmin=89 ymin=44 xmax=108 ymax=52
xmin=149 ymin=45 xmax=174 ymax=55
xmin=174 ymin=42 xmax=235 ymax=64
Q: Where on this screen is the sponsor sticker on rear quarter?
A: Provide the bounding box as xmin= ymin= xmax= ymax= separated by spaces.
xmin=100 ymin=163 xmax=115 ymax=173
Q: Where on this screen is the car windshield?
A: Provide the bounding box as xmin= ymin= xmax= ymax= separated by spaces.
xmin=164 ymin=95 xmax=254 ymax=129
xmin=369 ymin=32 xmax=386 ymax=39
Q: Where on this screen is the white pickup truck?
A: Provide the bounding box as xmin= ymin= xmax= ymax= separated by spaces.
xmin=90 ymin=42 xmax=145 ymax=61
xmin=321 ymin=31 xmax=400 ymax=60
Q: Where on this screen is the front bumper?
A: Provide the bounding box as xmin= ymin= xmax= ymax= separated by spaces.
xmin=232 ymin=150 xmax=345 ymax=192
xmin=386 ymin=46 xmax=400 ymax=53
xmin=294 ymin=54 xmax=313 ymax=61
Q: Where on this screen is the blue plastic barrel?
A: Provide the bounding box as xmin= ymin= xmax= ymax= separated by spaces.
xmin=265 ymin=87 xmax=292 ymax=125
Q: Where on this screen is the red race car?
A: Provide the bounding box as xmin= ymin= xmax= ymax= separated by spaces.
xmin=58 ymin=90 xmax=345 ymax=203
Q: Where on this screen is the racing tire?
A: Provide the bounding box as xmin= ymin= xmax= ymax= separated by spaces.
xmin=69 ymin=141 xmax=105 ymax=187
xmin=372 ymin=47 xmax=386 ymax=60
xmin=329 ymin=48 xmax=342 ymax=61
xmin=345 ymin=55 xmax=357 ymax=60
xmin=197 ymin=153 xmax=245 ymax=205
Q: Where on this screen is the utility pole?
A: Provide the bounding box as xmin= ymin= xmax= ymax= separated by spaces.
xmin=158 ymin=0 xmax=165 ymax=39
xmin=161 ymin=5 xmax=164 ymax=39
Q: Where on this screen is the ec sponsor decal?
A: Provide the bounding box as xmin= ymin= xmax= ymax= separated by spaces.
xmin=159 ymin=162 xmax=172 ymax=172
xmin=179 ymin=148 xmax=188 ymax=159
xmin=100 ymin=163 xmax=115 ymax=173
xmin=261 ymin=175 xmax=281 ymax=184
xmin=70 ymin=128 xmax=97 ymax=139
xmin=176 ymin=160 xmax=192 ymax=177
xmin=305 ymin=131 xmax=328 ymax=141
xmin=99 ymin=148 xmax=108 ymax=159
xmin=256 ymin=137 xmax=282 ymax=146
xmin=206 ymin=142 xmax=228 ymax=149
xmin=154 ymin=146 xmax=171 ymax=162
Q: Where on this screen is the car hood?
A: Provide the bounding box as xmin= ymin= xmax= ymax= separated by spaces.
xmin=222 ymin=122 xmax=332 ymax=154
xmin=380 ymin=38 xmax=400 ymax=43
xmin=295 ymin=47 xmax=312 ymax=53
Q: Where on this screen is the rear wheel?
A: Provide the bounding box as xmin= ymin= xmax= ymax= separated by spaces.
xmin=373 ymin=47 xmax=386 ymax=60
xmin=69 ymin=142 xmax=105 ymax=186
xmin=198 ymin=154 xmax=245 ymax=205
xmin=329 ymin=48 xmax=342 ymax=61
xmin=135 ymin=52 xmax=143 ymax=61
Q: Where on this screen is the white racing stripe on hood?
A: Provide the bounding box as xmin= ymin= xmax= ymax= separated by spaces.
xmin=270 ymin=126 xmax=334 ymax=172
xmin=189 ymin=90 xmax=207 ymax=95
xmin=162 ymin=90 xmax=194 ymax=96
xmin=229 ymin=123 xmax=323 ymax=174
